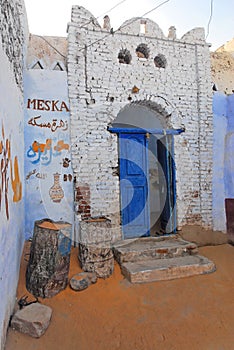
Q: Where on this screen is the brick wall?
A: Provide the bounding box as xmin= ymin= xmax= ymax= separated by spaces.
xmin=75 ymin=183 xmax=91 ymax=220
xmin=0 ymin=0 xmax=28 ymax=90
xmin=67 ymin=6 xmax=213 ymax=241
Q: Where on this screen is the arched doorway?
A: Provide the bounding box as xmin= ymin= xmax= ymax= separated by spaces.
xmin=109 ymin=101 xmax=184 ymax=239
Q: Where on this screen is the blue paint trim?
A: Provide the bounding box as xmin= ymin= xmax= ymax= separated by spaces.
xmin=108 ymin=127 xmax=185 ymax=135
xmin=145 ymin=135 xmax=150 ymax=237
xmin=171 ymin=136 xmax=177 ymax=233
xmin=165 ymin=135 xmax=171 ymax=231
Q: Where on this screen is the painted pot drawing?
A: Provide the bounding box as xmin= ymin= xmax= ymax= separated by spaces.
xmin=49 ymin=173 xmax=64 ymax=203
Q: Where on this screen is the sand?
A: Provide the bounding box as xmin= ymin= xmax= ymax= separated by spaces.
xmin=5 ymin=243 xmax=234 ymax=350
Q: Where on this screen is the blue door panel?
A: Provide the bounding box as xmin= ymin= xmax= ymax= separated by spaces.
xmin=119 ymin=133 xmax=150 ymax=238
xmin=124 ymin=185 xmax=146 ymax=224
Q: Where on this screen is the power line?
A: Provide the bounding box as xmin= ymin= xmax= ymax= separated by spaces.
xmin=79 ymin=0 xmax=128 ymax=30
xmin=33 ymin=1 xmax=129 ymax=60
xmin=98 ymin=0 xmax=128 ymax=20
xmin=86 ymin=0 xmax=171 ymax=49
xmin=206 ymin=0 xmax=214 ymax=40
xmin=34 ymin=35 xmax=67 ymax=59
xmin=124 ymin=0 xmax=170 ymax=26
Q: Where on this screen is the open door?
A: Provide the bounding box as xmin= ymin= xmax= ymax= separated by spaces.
xmin=157 ymin=135 xmax=176 ymax=233
xmin=119 ymin=133 xmax=150 ymax=239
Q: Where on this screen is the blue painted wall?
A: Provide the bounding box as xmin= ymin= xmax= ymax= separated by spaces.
xmin=0 ymin=47 xmax=25 ymax=345
xmin=224 ymin=94 xmax=234 ymax=198
xmin=24 ymin=69 xmax=74 ymax=239
xmin=213 ymin=91 xmax=234 ymax=232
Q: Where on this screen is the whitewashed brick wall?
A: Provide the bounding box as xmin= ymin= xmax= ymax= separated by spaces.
xmin=67 ymin=6 xmax=213 ymax=241
xmin=0 ymin=0 xmax=28 ymax=90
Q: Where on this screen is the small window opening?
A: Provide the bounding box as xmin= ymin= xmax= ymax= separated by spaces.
xmin=140 ymin=20 xmax=147 ymax=34
xmin=154 ymin=54 xmax=167 ymax=68
xmin=136 ymin=43 xmax=150 ymax=59
xmin=118 ymin=49 xmax=132 ymax=64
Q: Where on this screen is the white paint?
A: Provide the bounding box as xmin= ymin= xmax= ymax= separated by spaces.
xmin=67 ymin=6 xmax=213 ymax=242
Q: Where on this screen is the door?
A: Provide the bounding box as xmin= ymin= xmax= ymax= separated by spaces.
xmin=157 ymin=135 xmax=176 ymax=233
xmin=119 ymin=133 xmax=150 ymax=238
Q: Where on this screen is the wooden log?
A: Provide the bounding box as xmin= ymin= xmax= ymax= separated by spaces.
xmin=78 ymin=218 xmax=114 ymax=278
xmin=78 ymin=243 xmax=114 ymax=278
xmin=26 ymin=219 xmax=72 ymax=298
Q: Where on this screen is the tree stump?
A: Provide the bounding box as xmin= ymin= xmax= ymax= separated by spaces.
xmin=26 ymin=219 xmax=72 ymax=298
xmin=78 ymin=243 xmax=114 ymax=278
xmin=78 ymin=217 xmax=114 ymax=278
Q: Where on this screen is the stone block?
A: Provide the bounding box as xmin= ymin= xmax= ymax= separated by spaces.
xmin=121 ymin=255 xmax=216 ymax=283
xmin=113 ymin=236 xmax=198 ymax=264
xmin=11 ymin=303 xmax=52 ymax=338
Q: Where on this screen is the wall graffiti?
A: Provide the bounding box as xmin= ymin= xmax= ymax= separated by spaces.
xmin=0 ymin=123 xmax=22 ymax=220
xmin=28 ymin=115 xmax=68 ymax=132
xmin=26 ymin=168 xmax=36 ymax=180
xmin=27 ymin=99 xmax=70 ymax=112
xmin=11 ymin=155 xmax=22 ymax=203
xmin=49 ymin=172 xmax=64 ymax=203
xmin=63 ymin=174 xmax=73 ymax=182
xmin=26 ymin=138 xmax=70 ymax=165
xmin=24 ymin=70 xmax=74 ymax=239
xmin=62 ymin=157 xmax=71 ymax=168
xmin=26 ymin=169 xmax=47 ymax=180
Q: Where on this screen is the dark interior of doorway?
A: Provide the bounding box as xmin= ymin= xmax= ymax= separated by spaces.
xmin=149 ymin=134 xmax=176 ymax=236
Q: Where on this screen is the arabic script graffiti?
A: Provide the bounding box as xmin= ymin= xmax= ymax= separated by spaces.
xmin=26 ymin=139 xmax=70 ymax=165
xmin=28 ymin=115 xmax=68 ymax=132
xmin=0 ymin=123 xmax=22 ymax=220
xmin=26 ymin=169 xmax=47 ymax=180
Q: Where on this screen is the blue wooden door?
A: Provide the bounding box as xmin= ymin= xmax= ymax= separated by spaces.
xmin=119 ymin=133 xmax=150 ymax=238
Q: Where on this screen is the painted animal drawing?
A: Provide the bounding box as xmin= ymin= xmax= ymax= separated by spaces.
xmin=0 ymin=123 xmax=22 ymax=219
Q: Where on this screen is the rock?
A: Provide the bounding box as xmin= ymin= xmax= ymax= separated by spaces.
xmin=11 ymin=303 xmax=52 ymax=338
xmin=70 ymin=272 xmax=97 ymax=291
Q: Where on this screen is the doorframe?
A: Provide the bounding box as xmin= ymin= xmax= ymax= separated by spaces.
xmin=108 ymin=127 xmax=185 ymax=236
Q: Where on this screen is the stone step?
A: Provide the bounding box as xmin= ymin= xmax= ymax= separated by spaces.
xmin=113 ymin=236 xmax=198 ymax=264
xmin=121 ymin=255 xmax=216 ymax=283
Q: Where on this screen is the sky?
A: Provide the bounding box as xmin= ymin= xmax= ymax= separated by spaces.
xmin=24 ymin=0 xmax=234 ymax=51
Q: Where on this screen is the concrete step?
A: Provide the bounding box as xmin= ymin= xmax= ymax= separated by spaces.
xmin=121 ymin=255 xmax=216 ymax=283
xmin=113 ymin=236 xmax=198 ymax=264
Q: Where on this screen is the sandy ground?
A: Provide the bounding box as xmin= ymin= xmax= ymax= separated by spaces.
xmin=5 ymin=243 xmax=234 ymax=350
